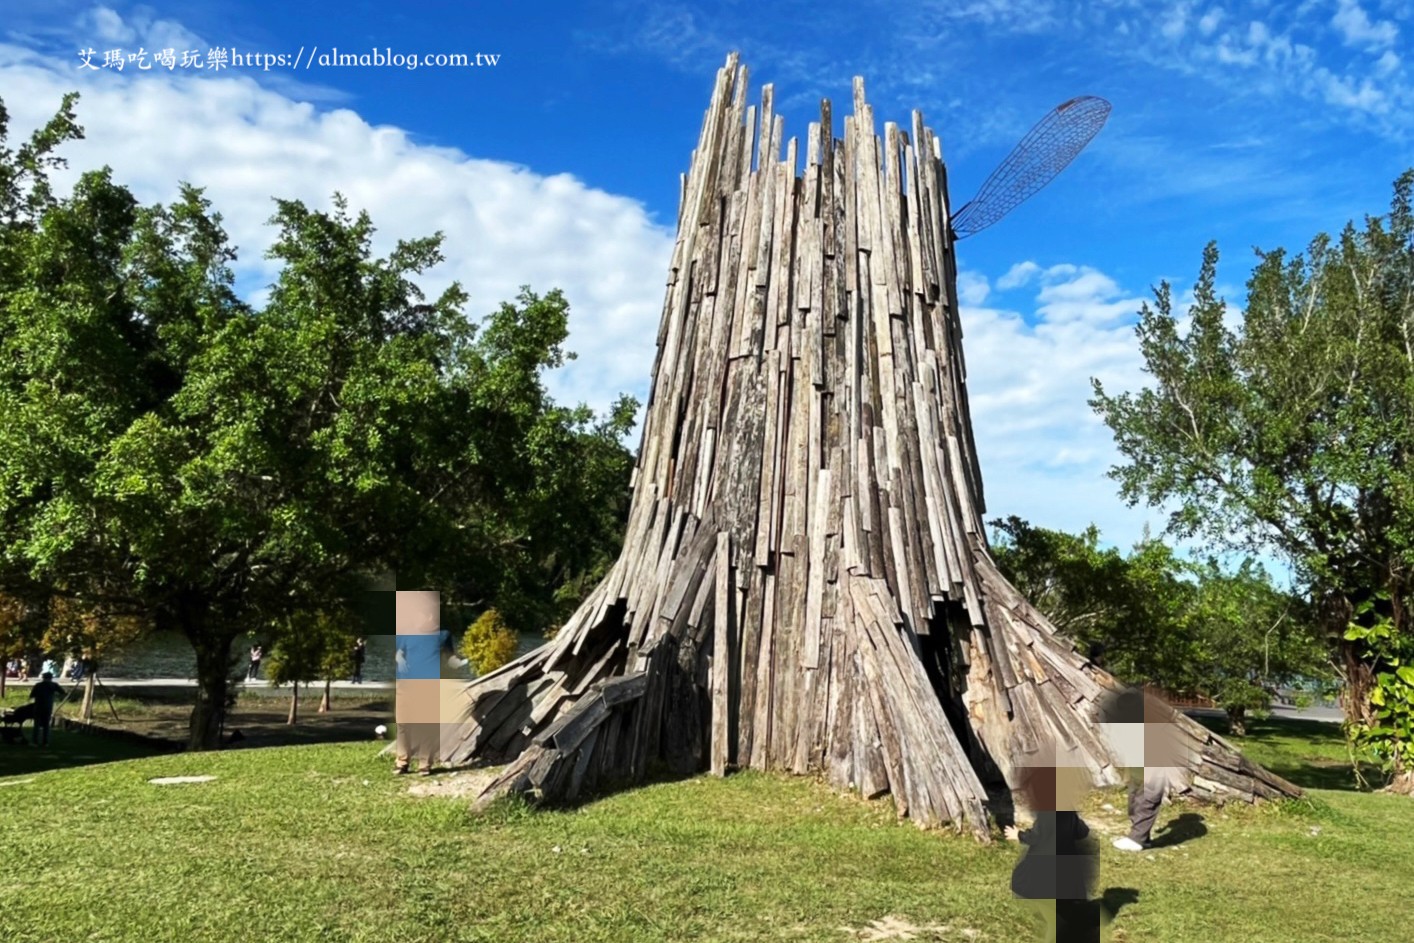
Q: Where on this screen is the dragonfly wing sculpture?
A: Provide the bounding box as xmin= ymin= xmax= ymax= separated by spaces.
xmin=951 ymin=95 xmax=1112 ymax=239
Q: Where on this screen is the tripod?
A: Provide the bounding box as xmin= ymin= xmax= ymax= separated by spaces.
xmin=53 ymin=672 xmax=123 ymax=725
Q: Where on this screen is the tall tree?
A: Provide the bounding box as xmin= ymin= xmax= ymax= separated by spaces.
xmin=0 ymin=95 xmax=636 ymax=749
xmin=1091 ymin=172 xmax=1414 ymax=789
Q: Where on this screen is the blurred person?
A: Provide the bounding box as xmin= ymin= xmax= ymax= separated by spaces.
xmin=28 ymin=670 xmax=63 ymax=747
xmin=394 ymin=592 xmax=450 ymax=777
xmin=1096 ymin=687 xmax=1193 ymax=851
xmin=1004 ymin=740 xmax=1103 ymax=943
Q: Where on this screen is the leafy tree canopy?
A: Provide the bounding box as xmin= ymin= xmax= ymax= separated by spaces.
xmin=0 ymin=94 xmax=636 ymax=748
xmin=1090 ymin=171 xmax=1414 ymax=784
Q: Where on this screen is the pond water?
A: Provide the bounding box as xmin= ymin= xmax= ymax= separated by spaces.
xmin=99 ymin=629 xmax=548 ymax=682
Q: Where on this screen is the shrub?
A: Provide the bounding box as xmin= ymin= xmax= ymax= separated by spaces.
xmin=461 ymin=609 xmax=518 ymax=676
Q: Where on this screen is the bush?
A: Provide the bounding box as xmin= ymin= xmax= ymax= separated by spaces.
xmin=460 ymin=609 xmax=518 ymax=676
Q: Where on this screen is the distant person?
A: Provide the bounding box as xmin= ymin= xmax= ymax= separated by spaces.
xmin=248 ymin=644 xmax=264 ymax=681
xmin=41 ymin=657 xmax=58 ymax=680
xmin=351 ymin=637 xmax=367 ymax=684
xmin=29 ymin=671 xmax=63 ymax=747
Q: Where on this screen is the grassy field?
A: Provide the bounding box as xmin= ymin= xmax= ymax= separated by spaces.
xmin=0 ymin=715 xmax=1407 ymax=943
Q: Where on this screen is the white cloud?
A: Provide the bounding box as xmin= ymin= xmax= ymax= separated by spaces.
xmin=86 ymin=5 xmax=135 ymax=44
xmin=959 ymin=263 xmax=1165 ymax=549
xmin=78 ymin=4 xmax=203 ymax=56
xmin=1315 ymin=68 xmax=1387 ymax=112
xmin=0 ymin=37 xmax=674 ymax=425
xmin=1161 ymin=3 xmax=1191 ymax=40
xmin=956 ymin=270 xmax=991 ymax=305
xmin=1213 ymin=36 xmax=1258 ymax=66
xmin=1331 ymin=0 xmax=1398 ymax=51
xmin=1084 ymin=0 xmax=1413 ymax=138
xmin=996 ymin=260 xmax=1042 ymax=290
xmin=1197 ymin=8 xmax=1224 ymax=35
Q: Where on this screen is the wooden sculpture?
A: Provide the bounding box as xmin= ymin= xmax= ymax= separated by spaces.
xmin=442 ymin=55 xmax=1300 ymax=835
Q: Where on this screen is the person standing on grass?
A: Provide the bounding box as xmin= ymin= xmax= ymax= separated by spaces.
xmin=248 ymin=643 xmax=264 ymax=681
xmin=1097 ymin=687 xmax=1192 ymax=852
xmin=1004 ymin=741 xmax=1103 ymax=943
xmin=351 ymin=637 xmax=367 ymax=684
xmin=29 ymin=670 xmax=63 ymax=746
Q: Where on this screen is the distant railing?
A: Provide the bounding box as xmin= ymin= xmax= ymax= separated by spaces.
xmin=1143 ymin=684 xmax=1216 ymax=710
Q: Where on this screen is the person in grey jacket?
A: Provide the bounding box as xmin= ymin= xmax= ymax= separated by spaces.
xmin=1096 ymin=687 xmax=1192 ymax=851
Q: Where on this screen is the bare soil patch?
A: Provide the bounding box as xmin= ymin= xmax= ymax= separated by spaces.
xmin=405 ymin=767 xmax=503 ymax=799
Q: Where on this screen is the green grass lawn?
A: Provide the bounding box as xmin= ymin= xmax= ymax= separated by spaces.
xmin=0 ymin=716 xmax=1408 ymax=943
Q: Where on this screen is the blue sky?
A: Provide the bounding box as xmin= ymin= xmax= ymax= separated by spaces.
xmin=3 ymin=0 xmax=1411 ymax=565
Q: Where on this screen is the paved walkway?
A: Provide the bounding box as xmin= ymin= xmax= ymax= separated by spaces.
xmin=5 ymin=677 xmax=393 ymax=691
xmin=1184 ymin=704 xmax=1343 ymax=725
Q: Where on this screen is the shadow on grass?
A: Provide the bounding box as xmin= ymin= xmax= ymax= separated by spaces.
xmin=0 ymin=726 xmax=172 ymax=777
xmin=1100 ymin=887 xmax=1140 ymax=919
xmin=1149 ymin=812 xmax=1206 ymax=848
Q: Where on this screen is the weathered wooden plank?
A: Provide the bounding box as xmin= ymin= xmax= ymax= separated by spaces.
xmin=749 ymin=569 xmax=778 ymax=768
xmin=711 ymin=533 xmax=732 ymax=774
xmin=802 ymin=466 xmax=831 ymax=670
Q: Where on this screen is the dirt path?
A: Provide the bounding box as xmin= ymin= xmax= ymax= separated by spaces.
xmin=56 ymin=690 xmax=394 ymax=750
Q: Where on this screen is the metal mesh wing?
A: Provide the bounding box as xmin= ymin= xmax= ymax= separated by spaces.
xmin=951 ymin=96 xmax=1111 ymax=239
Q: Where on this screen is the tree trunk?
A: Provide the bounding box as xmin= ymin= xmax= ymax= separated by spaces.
xmin=319 ymin=678 xmax=331 ymax=713
xmin=80 ymin=669 xmax=97 ymax=724
xmin=1226 ymin=705 xmax=1246 ymax=737
xmin=288 ymin=683 xmax=300 ymax=725
xmin=443 ymin=56 xmax=1301 ymax=832
xmin=1 ymin=665 xmax=7 ymax=699
xmin=188 ymin=631 xmax=235 ymax=750
xmin=1390 ymin=754 xmax=1414 ymax=795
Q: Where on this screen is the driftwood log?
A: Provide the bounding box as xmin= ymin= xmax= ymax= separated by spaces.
xmin=443 ymin=55 xmax=1301 ymax=835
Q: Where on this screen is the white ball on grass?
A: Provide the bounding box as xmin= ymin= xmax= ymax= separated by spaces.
xmin=374 ymin=724 xmax=388 ymax=739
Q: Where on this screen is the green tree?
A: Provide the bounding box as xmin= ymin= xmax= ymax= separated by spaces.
xmin=1091 ymin=172 xmax=1414 ymax=789
xmin=1184 ymin=558 xmax=1326 ymax=735
xmin=988 ymin=516 xmax=1197 ymax=685
xmin=265 ymin=610 xmax=354 ymax=724
xmin=0 ymin=589 xmax=45 ymax=699
xmin=0 ymin=95 xmax=637 ymax=750
xmin=990 ymin=517 xmax=1328 ymax=733
xmin=460 ymin=609 xmax=518 ymax=676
